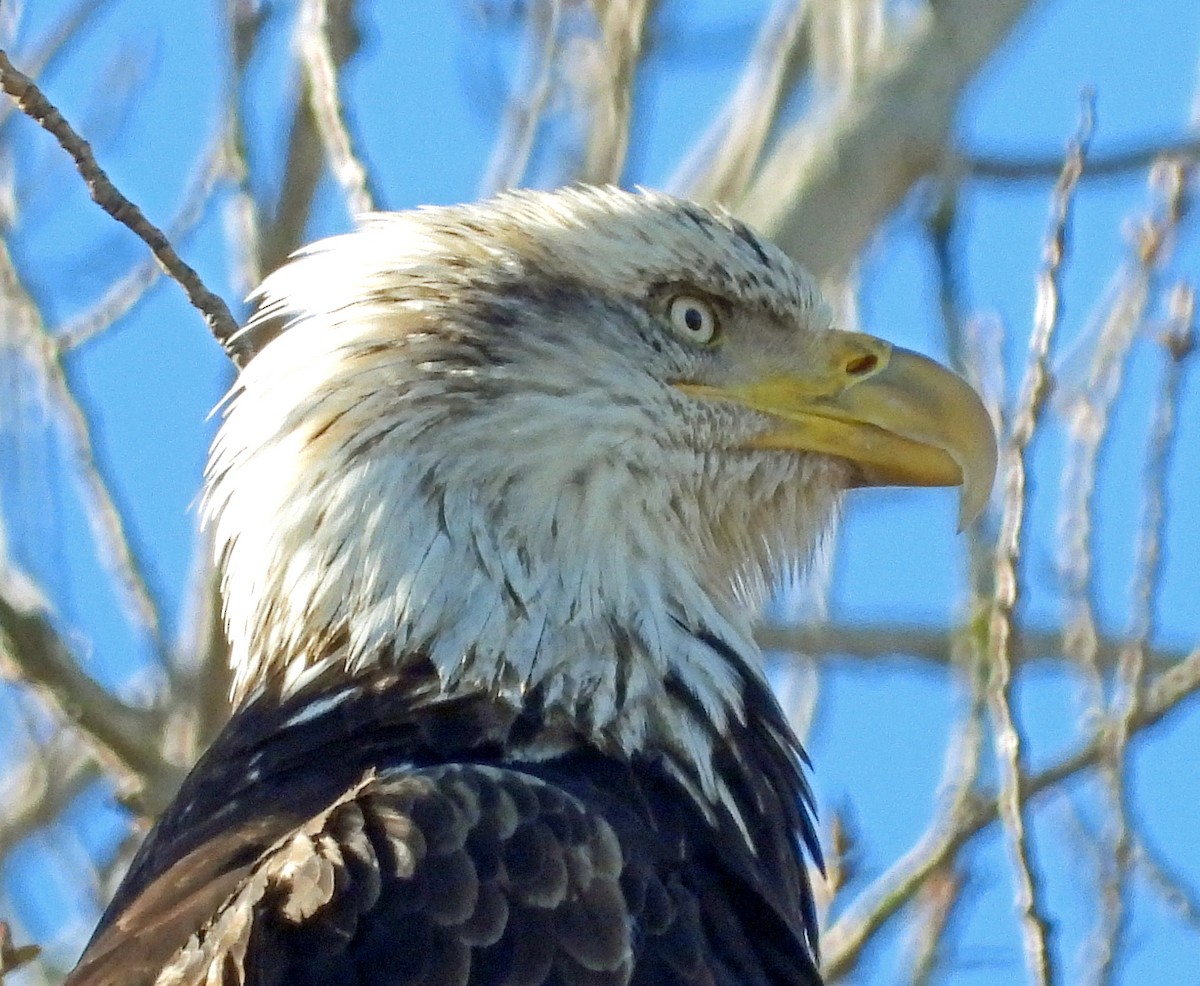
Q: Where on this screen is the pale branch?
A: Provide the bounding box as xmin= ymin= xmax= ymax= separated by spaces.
xmin=0 ymin=48 xmax=241 ymax=361
xmin=821 ymin=645 xmax=1200 ymax=980
xmin=1052 ymin=158 xmax=1190 ymax=702
xmin=300 ymin=0 xmax=378 ymax=217
xmin=966 ymin=136 xmax=1200 ymax=181
xmin=0 ymin=744 xmax=99 ymax=858
xmin=1093 ymin=180 xmax=1194 ymax=986
xmin=261 ymin=91 xmax=326 ymax=274
xmin=240 ymin=3 xmax=366 ymax=354
xmin=808 ymin=0 xmax=887 ymax=91
xmin=671 ymin=0 xmax=810 ymax=205
xmin=1053 ymin=189 xmax=1147 ymax=986
xmin=986 ymin=101 xmax=1094 ymax=986
xmin=0 ymin=240 xmax=165 ymax=657
xmin=259 ymin=1 xmax=364 ymax=276
xmin=1055 ymin=788 xmax=1129 ymax=985
xmin=0 ymin=0 xmax=119 ymax=138
xmin=1087 ymin=783 xmax=1133 ymax=984
xmin=222 ymin=122 xmax=265 ymax=296
xmin=222 ymin=0 xmax=270 ymax=295
xmin=1056 ymin=269 xmax=1145 ymax=702
xmin=175 ymin=530 xmax=234 ymax=751
xmin=1133 ymin=833 xmax=1200 ymax=933
xmin=0 ymin=570 xmax=179 ymax=811
xmin=754 ymin=621 xmax=1192 ymax=675
xmin=577 ymin=0 xmax=657 ymax=185
xmin=737 ymin=0 xmax=1037 ymax=279
xmin=904 ymin=866 xmax=962 ymax=986
xmin=479 ymin=0 xmax=562 ymax=196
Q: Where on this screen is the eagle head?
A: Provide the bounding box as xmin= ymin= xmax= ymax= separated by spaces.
xmin=203 ymin=185 xmax=995 ymax=805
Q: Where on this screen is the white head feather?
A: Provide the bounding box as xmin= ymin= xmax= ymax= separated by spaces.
xmin=204 ymin=186 xmax=845 ymax=807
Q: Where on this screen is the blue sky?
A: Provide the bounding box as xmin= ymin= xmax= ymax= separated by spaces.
xmin=3 ymin=1 xmax=1199 ymax=982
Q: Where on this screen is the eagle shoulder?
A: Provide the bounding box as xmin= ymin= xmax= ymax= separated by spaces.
xmin=70 ymin=763 xmax=722 ymax=986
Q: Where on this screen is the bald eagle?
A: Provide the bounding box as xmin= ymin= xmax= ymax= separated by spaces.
xmin=66 ymin=187 xmax=995 ymax=986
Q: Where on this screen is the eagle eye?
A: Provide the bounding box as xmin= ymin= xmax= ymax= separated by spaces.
xmin=667 ymin=295 xmax=720 ymax=346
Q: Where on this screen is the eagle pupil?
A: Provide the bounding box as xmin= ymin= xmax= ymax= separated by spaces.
xmin=685 ymin=308 xmax=704 ymax=332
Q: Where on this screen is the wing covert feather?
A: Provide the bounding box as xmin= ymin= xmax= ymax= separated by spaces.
xmin=73 ymin=765 xmax=674 ymax=986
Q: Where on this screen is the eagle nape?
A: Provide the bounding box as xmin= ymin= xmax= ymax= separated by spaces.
xmin=66 ymin=186 xmax=996 ymax=986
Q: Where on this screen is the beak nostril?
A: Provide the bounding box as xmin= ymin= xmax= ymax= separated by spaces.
xmin=845 ymin=354 xmax=879 ymax=377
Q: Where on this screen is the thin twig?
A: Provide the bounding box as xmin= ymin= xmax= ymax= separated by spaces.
xmin=0 ymin=48 xmax=241 ymax=360
xmin=671 ymin=0 xmax=810 ymax=204
xmin=0 ymin=743 xmax=99 ymax=858
xmin=1056 ymin=273 xmax=1142 ymax=687
xmin=479 ymin=0 xmax=562 ymax=196
xmin=58 ymin=133 xmax=229 ymax=350
xmin=0 ymin=240 xmax=166 ymax=657
xmin=755 ymin=621 xmax=1190 ymax=675
xmin=906 ymin=866 xmax=963 ymax=986
xmin=822 ymin=645 xmax=1200 ymax=979
xmin=1092 ymin=173 xmax=1193 ymax=986
xmin=0 ymin=568 xmax=179 ymax=812
xmin=988 ymin=98 xmax=1096 ymax=986
xmin=1055 ymin=245 xmax=1150 ymax=986
xmin=577 ymin=0 xmax=657 ymax=185
xmin=300 ymin=0 xmax=378 ymax=217
xmin=259 ymin=2 xmax=364 ymax=277
xmin=967 ymin=136 xmax=1200 ymax=182
xmin=1133 ymin=832 xmax=1200 ymax=933
xmin=221 ymin=0 xmax=269 ymax=295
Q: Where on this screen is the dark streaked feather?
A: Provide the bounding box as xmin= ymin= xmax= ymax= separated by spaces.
xmin=67 ymin=662 xmax=820 ymax=986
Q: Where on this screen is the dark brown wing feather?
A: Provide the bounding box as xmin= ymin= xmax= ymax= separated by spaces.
xmin=69 ymin=764 xmax=728 ymax=986
xmin=65 ymin=661 xmax=820 ymax=986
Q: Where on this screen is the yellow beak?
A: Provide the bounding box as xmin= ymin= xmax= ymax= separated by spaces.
xmin=676 ymin=332 xmax=998 ymax=529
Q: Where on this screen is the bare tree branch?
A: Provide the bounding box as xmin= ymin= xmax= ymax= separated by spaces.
xmin=222 ymin=0 xmax=270 ymax=295
xmin=671 ymin=0 xmax=810 ymax=205
xmin=1133 ymin=832 xmax=1200 ymax=933
xmin=755 ymin=621 xmax=1194 ymax=675
xmin=480 ymin=0 xmax=562 ymax=196
xmin=738 ymin=0 xmax=1037 ymax=278
xmin=577 ymin=0 xmax=657 ymax=185
xmin=0 ymin=567 xmax=179 ymax=812
xmin=0 ymin=48 xmax=241 ymax=360
xmin=300 ymin=0 xmax=378 ymax=217
xmin=57 ymin=133 xmax=229 ymax=350
xmin=822 ymin=645 xmax=1200 ymax=979
xmin=0 ymin=743 xmax=99 ymax=858
xmin=0 ymin=241 xmax=166 ymax=657
xmin=966 ymin=136 xmax=1200 ymax=181
xmin=260 ymin=3 xmax=366 ymax=271
xmin=986 ymin=100 xmax=1095 ymax=986
xmin=1091 ymin=173 xmax=1193 ymax=986
xmin=905 ymin=866 xmax=962 ymax=986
